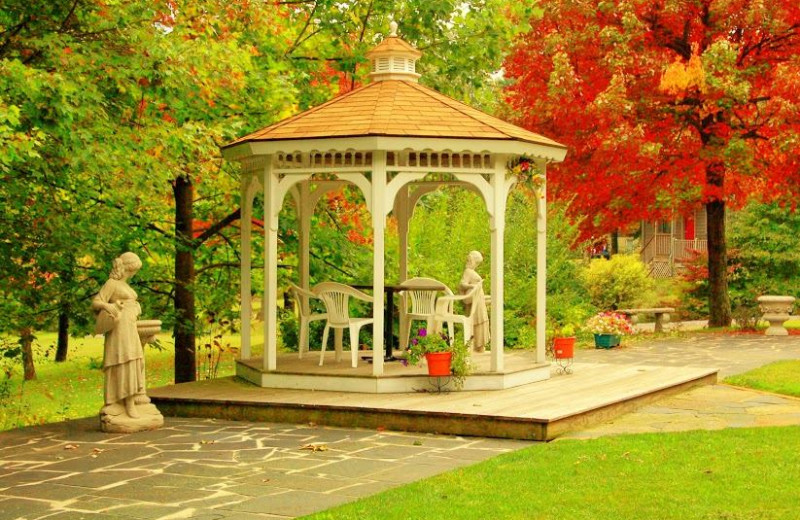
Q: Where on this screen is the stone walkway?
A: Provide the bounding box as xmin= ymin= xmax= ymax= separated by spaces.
xmin=0 ymin=418 xmax=528 ymax=519
xmin=2 ymin=332 xmax=800 ymax=519
xmin=561 ymin=333 xmax=800 ymax=439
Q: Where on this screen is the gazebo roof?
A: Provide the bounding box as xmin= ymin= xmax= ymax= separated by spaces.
xmin=223 ymin=24 xmax=565 ymax=161
xmin=223 ymin=80 xmax=565 ymax=150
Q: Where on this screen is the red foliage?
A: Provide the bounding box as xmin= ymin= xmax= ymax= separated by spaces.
xmin=324 ymin=190 xmax=372 ymax=246
xmin=504 ymin=0 xmax=800 ymax=241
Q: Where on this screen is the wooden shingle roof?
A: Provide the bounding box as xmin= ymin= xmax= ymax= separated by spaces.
xmin=224 ymin=80 xmax=564 ymax=150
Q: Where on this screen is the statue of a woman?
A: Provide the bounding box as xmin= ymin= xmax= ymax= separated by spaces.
xmin=459 ymin=251 xmax=490 ymax=352
xmin=92 ymin=252 xmax=162 ymax=432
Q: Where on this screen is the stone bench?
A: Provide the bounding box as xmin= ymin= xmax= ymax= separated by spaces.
xmin=615 ymin=307 xmax=676 ymax=333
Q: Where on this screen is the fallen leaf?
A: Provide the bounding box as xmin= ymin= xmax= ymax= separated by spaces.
xmin=199 ymin=440 xmax=215 ymax=445
xmin=299 ymin=443 xmax=328 ymax=452
xmin=64 ymin=444 xmax=78 ymax=450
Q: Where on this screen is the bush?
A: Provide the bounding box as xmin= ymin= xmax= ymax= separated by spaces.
xmin=581 ymin=254 xmax=655 ymax=310
xmin=731 ymin=303 xmax=760 ymax=331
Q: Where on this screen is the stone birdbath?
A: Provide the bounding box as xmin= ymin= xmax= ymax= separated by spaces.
xmin=757 ymin=295 xmax=796 ymax=336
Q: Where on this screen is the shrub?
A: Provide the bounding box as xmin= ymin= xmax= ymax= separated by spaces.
xmin=581 ymin=254 xmax=655 ymax=310
xmin=731 ymin=303 xmax=761 ymax=331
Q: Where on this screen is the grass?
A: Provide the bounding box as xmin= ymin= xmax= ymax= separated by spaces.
xmin=0 ymin=331 xmax=242 ymax=432
xmin=724 ymin=360 xmax=800 ymax=398
xmin=307 ymin=426 xmax=800 ymax=520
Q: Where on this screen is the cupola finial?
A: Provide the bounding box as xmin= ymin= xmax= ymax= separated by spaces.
xmin=389 ymin=20 xmax=398 ymax=37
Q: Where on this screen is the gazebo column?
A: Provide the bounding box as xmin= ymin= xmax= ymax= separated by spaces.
xmin=239 ymin=172 xmax=258 ymax=360
xmin=262 ymin=156 xmax=279 ymax=371
xmin=371 ymin=152 xmax=387 ymax=376
xmin=396 ymin=185 xmax=410 ymax=282
xmin=297 ymin=182 xmax=312 ymax=295
xmin=535 ymin=160 xmax=547 ymax=365
xmin=489 ymin=158 xmax=507 ymax=372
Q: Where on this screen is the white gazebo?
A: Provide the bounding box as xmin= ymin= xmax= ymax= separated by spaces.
xmin=222 ymin=23 xmax=567 ymax=392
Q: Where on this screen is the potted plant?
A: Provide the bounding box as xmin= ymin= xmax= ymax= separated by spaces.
xmin=552 ymin=324 xmax=577 ymax=360
xmin=585 ymin=312 xmax=634 ymax=348
xmin=405 ymin=328 xmax=473 ymax=389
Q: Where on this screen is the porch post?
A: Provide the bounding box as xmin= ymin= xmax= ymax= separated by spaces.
xmin=262 ymin=156 xmax=279 ymax=371
xmin=489 ymin=156 xmax=507 ymax=372
xmin=535 ymin=160 xmax=547 ymax=365
xmin=239 ymin=172 xmax=257 ymax=360
xmin=371 ymin=152 xmax=387 ymax=376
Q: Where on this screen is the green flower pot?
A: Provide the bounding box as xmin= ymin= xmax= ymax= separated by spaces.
xmin=594 ymin=333 xmax=620 ymax=349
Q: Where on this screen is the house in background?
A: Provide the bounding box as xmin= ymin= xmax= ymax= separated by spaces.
xmin=641 ymin=207 xmax=708 ymax=278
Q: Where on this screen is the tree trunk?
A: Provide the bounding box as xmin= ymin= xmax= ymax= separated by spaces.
xmin=705 ymin=164 xmax=732 ymax=327
xmin=55 ymin=305 xmax=69 ymax=362
xmin=174 ymin=175 xmax=196 ymax=383
xmin=21 ymin=327 xmax=36 ymax=381
xmin=610 ymin=230 xmax=619 ymax=255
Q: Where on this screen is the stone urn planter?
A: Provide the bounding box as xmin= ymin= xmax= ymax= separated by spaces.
xmin=757 ymin=295 xmax=796 ymax=336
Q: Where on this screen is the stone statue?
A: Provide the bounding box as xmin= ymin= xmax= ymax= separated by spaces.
xmin=92 ymin=252 xmax=163 ymax=433
xmin=459 ymin=251 xmax=490 ymax=352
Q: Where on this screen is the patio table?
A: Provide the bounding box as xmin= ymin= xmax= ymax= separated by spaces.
xmin=354 ymin=282 xmax=448 ymax=361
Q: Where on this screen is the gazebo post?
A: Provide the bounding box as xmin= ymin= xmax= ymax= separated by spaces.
xmin=396 ymin=185 xmax=410 ymax=283
xmin=489 ymin=156 xmax=507 ymax=372
xmin=298 ymin=182 xmax=312 ymax=299
xmin=239 ymin=172 xmax=257 ymax=361
xmin=535 ymin=160 xmax=548 ymax=364
xmin=262 ymin=156 xmax=279 ymax=372
xmin=371 ymin=152 xmax=387 ymax=376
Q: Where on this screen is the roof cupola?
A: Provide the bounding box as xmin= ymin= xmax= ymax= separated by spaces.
xmin=365 ymin=21 xmax=422 ymax=83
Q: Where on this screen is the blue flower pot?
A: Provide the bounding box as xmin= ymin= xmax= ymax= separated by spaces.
xmin=594 ymin=333 xmax=620 ymax=349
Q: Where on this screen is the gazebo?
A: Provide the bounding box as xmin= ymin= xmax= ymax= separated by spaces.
xmin=221 ymin=23 xmax=567 ymax=392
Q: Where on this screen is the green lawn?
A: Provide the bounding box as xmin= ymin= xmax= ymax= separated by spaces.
xmin=0 ymin=331 xmax=242 ymax=431
xmin=724 ymin=360 xmax=800 ymax=398
xmin=307 ymin=426 xmax=800 ymax=520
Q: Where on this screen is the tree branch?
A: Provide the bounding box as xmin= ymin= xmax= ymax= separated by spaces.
xmin=192 ymin=208 xmax=241 ymax=248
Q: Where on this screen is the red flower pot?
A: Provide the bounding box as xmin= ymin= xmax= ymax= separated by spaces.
xmin=425 ymin=352 xmax=452 ymax=376
xmin=553 ymin=337 xmax=575 ymax=359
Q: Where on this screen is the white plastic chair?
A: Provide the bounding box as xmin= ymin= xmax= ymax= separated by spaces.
xmin=288 ymin=283 xmax=328 ymax=359
xmin=432 ymin=284 xmax=482 ymax=346
xmin=398 ymin=277 xmax=453 ymax=350
xmin=313 ymin=282 xmax=374 ymax=368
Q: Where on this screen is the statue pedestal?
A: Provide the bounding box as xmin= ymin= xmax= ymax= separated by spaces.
xmin=100 ymin=402 xmax=164 ymax=433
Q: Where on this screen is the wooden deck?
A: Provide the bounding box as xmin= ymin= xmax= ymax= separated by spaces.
xmin=149 ymin=361 xmax=718 ymax=441
xmin=236 ymin=350 xmax=551 ymax=393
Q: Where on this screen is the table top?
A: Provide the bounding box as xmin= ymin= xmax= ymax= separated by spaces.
xmin=353 ymin=283 xmax=448 ymax=292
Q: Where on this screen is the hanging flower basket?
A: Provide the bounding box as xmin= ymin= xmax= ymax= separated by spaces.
xmin=507 ymin=156 xmax=545 ymax=195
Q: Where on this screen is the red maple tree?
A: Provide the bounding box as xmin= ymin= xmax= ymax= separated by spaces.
xmin=504 ymin=0 xmax=800 ymax=326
